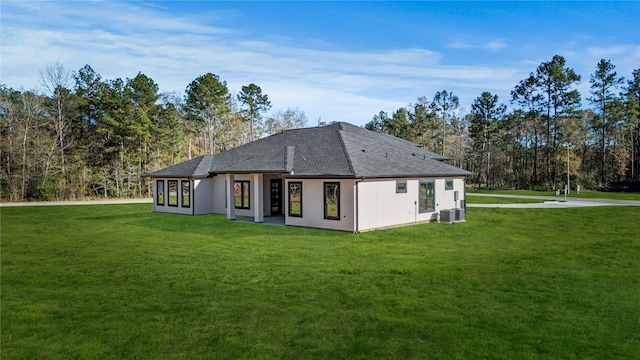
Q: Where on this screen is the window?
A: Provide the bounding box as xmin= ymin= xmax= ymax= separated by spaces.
xmin=445 ymin=179 xmax=454 ymax=190
xmin=419 ymin=180 xmax=435 ymax=212
xmin=288 ymin=182 xmax=302 ymax=217
xmin=396 ymin=180 xmax=407 ymax=193
xmin=234 ymin=181 xmax=250 ymax=209
xmin=181 ymin=180 xmax=190 ymax=208
xmin=168 ymin=180 xmax=178 ymax=207
xmin=156 ymin=180 xmax=165 ymax=205
xmin=324 ymin=182 xmax=340 ymax=220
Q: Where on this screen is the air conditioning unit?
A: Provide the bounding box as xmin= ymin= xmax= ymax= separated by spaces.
xmin=455 ymin=208 xmax=465 ymax=221
xmin=440 ymin=209 xmax=455 ymax=223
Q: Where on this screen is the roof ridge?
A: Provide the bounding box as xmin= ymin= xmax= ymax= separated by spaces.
xmin=336 ymin=123 xmax=357 ymax=176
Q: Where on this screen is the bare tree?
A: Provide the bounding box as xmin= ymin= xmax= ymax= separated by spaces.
xmin=0 ymin=88 xmax=49 ymax=200
xmin=40 ymin=61 xmax=74 ymax=182
xmin=264 ymin=108 xmax=308 ymax=135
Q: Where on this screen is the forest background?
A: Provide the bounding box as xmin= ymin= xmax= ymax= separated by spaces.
xmin=1 ymin=56 xmax=639 ymax=201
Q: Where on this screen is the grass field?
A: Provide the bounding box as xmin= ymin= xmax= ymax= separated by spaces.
xmin=2 ymin=204 xmax=639 ymax=359
xmin=468 ymin=189 xmax=640 ymax=201
xmin=465 ymin=196 xmax=546 ymax=204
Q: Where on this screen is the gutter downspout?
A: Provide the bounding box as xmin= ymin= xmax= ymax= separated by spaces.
xmin=354 ymin=178 xmax=365 ymax=233
xmin=191 ymin=178 xmax=195 ymax=215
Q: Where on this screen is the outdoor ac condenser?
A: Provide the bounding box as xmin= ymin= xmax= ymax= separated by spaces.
xmin=440 ymin=209 xmax=455 ymax=223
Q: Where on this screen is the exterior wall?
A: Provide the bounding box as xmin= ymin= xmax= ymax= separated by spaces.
xmin=152 ymin=177 xmax=193 ymax=215
xmin=208 ymin=174 xmax=254 ymax=216
xmin=284 ymin=178 xmax=355 ymax=232
xmin=356 ymin=177 xmax=467 ymax=232
xmin=357 ymin=178 xmax=419 ymax=231
xmin=435 ymin=177 xmax=466 ymax=211
xmin=193 ymin=178 xmax=214 ymax=215
xmin=210 ymin=174 xmax=282 ymax=218
xmin=211 ymin=176 xmax=227 ymax=215
xmin=152 ymin=174 xmax=467 ymax=231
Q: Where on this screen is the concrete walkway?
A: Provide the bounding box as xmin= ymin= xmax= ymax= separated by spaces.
xmin=467 ymin=193 xmax=640 ymax=208
xmin=0 ymin=198 xmax=153 ymax=207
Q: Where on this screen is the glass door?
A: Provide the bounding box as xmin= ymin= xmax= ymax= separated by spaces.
xmin=270 ymin=179 xmax=282 ymax=215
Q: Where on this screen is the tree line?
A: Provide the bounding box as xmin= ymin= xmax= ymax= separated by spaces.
xmin=2 ymin=56 xmax=638 ymax=202
xmin=366 ymin=56 xmax=640 ymax=192
xmin=1 ymin=63 xmax=307 ymax=201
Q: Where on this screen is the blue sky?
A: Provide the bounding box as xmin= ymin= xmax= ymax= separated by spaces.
xmin=2 ymin=1 xmax=639 ymax=126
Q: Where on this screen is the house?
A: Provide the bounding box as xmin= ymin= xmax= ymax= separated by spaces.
xmin=146 ymin=122 xmax=472 ymax=232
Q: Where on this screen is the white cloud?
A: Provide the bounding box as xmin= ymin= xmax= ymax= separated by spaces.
xmin=448 ymin=40 xmax=508 ymax=51
xmin=2 ymin=1 xmax=636 ymax=126
xmin=587 ymin=45 xmax=632 ymax=58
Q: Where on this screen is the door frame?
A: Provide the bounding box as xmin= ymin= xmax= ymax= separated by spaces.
xmin=270 ymin=179 xmax=283 ymax=215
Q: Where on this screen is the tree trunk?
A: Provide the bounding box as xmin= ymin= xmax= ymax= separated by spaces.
xmin=601 ymin=127 xmax=606 ymax=186
xmin=441 ymin=114 xmax=446 ymax=155
xmin=208 ymin=116 xmax=214 ymax=155
xmin=103 ymin=167 xmax=108 ymax=198
xmin=21 ymin=123 xmax=28 ymax=200
xmin=477 ymin=123 xmax=487 ymax=189
xmin=533 ymin=126 xmax=539 ymax=186
xmin=487 ymin=150 xmax=491 ymax=189
xmin=250 ymin=111 xmax=254 ymax=142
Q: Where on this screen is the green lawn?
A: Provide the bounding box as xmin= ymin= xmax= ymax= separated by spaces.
xmin=466 ymin=196 xmax=546 ymax=204
xmin=468 ymin=189 xmax=640 ymax=201
xmin=2 ymin=204 xmax=639 ymax=359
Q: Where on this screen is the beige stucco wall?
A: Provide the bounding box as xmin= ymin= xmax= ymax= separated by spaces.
xmin=211 ymin=176 xmax=226 ymax=214
xmin=435 ymin=177 xmax=466 ymax=210
xmin=357 ymin=178 xmax=421 ymax=231
xmin=284 ymin=178 xmax=355 ymax=232
xmin=356 ymin=177 xmax=466 ymax=232
xmin=208 ymin=174 xmax=283 ymax=217
xmin=193 ymin=178 xmax=214 ymax=215
xmin=152 ymin=175 xmax=467 ymax=232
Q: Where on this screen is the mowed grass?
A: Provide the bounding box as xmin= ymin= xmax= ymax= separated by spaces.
xmin=2 ymin=204 xmax=639 ymax=359
xmin=468 ymin=189 xmax=640 ymax=201
xmin=466 ymin=196 xmax=546 ymax=204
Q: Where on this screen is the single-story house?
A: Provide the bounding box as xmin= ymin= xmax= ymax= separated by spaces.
xmin=147 ymin=122 xmax=472 ymax=232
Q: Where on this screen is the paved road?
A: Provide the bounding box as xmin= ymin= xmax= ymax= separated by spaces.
xmin=0 ymin=198 xmax=153 ymax=207
xmin=467 ymin=193 xmax=640 ymax=208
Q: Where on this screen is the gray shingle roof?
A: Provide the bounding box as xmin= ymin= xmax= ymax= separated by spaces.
xmin=146 ymin=155 xmax=214 ymax=178
xmin=147 ymin=122 xmax=472 ymax=178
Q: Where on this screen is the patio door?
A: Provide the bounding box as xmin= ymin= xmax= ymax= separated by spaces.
xmin=270 ymin=179 xmax=282 ymax=215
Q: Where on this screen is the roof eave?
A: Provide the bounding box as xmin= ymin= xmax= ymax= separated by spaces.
xmin=354 ymin=172 xmax=473 ymax=178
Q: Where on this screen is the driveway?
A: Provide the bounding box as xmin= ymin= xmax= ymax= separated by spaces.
xmin=467 ymin=193 xmax=640 ymax=208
